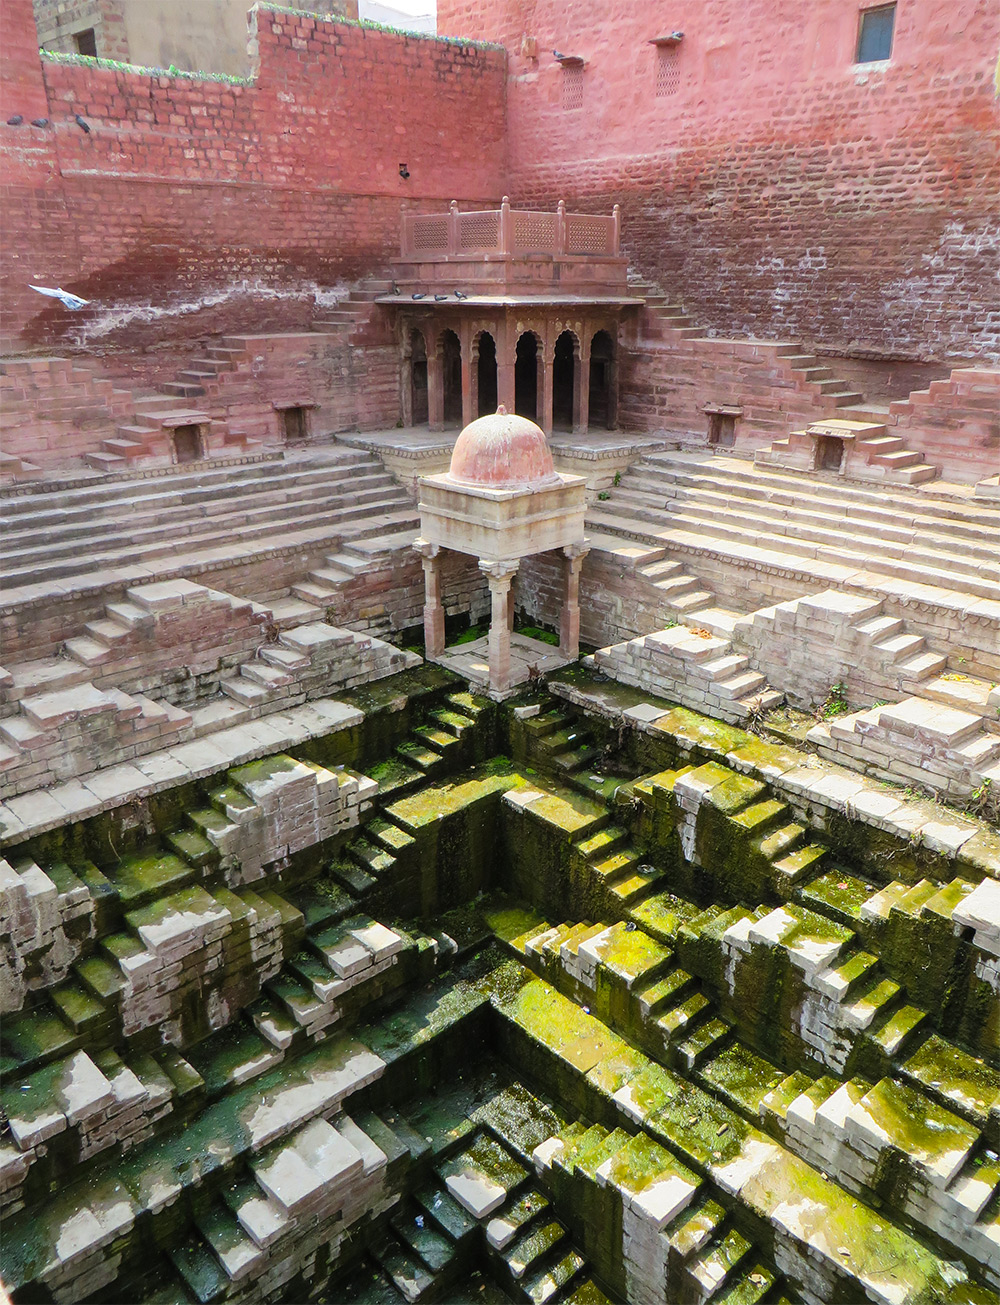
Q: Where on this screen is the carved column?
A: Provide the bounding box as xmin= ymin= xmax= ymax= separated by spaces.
xmin=459 ymin=320 xmax=474 ymax=429
xmin=480 ymin=559 xmax=519 ymax=693
xmin=427 ymin=337 xmax=444 ymax=431
xmin=575 ymin=334 xmax=591 ymax=435
xmin=540 ymin=340 xmax=554 ymax=435
xmin=416 ymin=539 xmax=445 ymax=659
xmin=497 ymin=317 xmax=516 ymax=413
xmin=559 ymin=542 xmax=590 ymax=660
xmin=401 ymin=331 xmax=414 ymax=429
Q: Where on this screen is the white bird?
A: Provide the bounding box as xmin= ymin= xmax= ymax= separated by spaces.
xmin=29 ymin=284 xmax=90 ymax=311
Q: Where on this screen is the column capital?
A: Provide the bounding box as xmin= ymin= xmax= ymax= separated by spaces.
xmin=563 ymin=540 xmax=591 ymax=562
xmin=413 ymin=537 xmax=441 ymax=561
xmin=479 ymin=558 xmax=519 ymax=585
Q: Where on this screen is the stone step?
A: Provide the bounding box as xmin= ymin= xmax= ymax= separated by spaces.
xmin=2 ymin=471 xmax=406 ymax=554
xmin=605 ymin=492 xmax=998 ymax=578
xmin=3 ymin=497 xmax=417 ymax=589
xmin=0 ymin=448 xmax=376 ymax=522
xmin=599 ymin=515 xmax=1000 ymax=605
xmin=637 ymin=451 xmax=996 ymax=529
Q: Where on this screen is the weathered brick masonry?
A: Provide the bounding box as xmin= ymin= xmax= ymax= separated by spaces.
xmin=438 ymin=0 xmax=1000 ymax=369
xmin=1 ymin=0 xmax=507 ymax=351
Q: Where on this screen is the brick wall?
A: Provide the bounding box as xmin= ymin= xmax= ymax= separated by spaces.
xmin=438 ymin=0 xmax=999 ymax=367
xmin=1 ymin=0 xmax=506 ymax=349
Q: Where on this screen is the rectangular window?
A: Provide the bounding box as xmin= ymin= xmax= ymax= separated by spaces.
xmin=74 ymin=27 xmax=98 ymax=57
xmin=562 ymin=65 xmax=583 ymax=111
xmin=655 ymin=46 xmax=680 ymax=97
xmin=856 ymin=4 xmax=894 ymax=63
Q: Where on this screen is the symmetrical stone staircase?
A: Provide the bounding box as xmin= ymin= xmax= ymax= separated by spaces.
xmin=729 ymin=588 xmax=1000 ymax=800
xmin=84 ymin=337 xmax=265 ymax=472
xmin=311 ymin=273 xmax=394 ymax=334
xmin=592 ymin=623 xmax=783 ymax=725
xmin=809 ymin=696 xmax=1000 ymax=802
xmin=0 ymin=575 xmax=419 ymax=799
xmin=755 ymin=416 xmax=939 ymax=485
xmin=1 ymin=446 xmax=418 ymax=595
xmin=626 ymin=276 xmax=870 ymax=425
xmin=0 ymin=355 xmax=138 ymax=480
xmin=2 ymin=662 xmax=998 ymax=1304
xmin=586 ymin=449 xmax=999 ymax=604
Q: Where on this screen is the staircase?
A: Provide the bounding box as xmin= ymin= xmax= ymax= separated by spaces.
xmin=312 ymin=273 xmax=395 ymax=335
xmin=626 ymin=274 xmax=868 ymax=415
xmin=585 ymin=449 xmax=1000 ymax=604
xmin=593 ymin=622 xmax=783 ymax=726
xmin=756 ymin=417 xmax=939 ymax=485
xmin=84 ymin=338 xmax=264 ymax=472
xmin=0 ymin=446 xmax=418 ymax=595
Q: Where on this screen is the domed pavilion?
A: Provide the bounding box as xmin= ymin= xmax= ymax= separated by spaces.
xmin=415 ymin=407 xmax=589 ymax=697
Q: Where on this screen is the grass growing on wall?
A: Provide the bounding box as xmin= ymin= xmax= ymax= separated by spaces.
xmin=40 ymin=49 xmax=252 ymax=84
xmin=258 ymin=3 xmax=504 ymax=50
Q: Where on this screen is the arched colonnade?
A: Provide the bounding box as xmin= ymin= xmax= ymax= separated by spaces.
xmin=400 ymin=314 xmax=620 ymax=435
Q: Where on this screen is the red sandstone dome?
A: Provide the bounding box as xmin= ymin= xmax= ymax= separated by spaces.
xmin=449 ymin=406 xmax=560 ymax=489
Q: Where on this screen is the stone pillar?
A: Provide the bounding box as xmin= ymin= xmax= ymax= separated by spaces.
xmin=540 ymin=342 xmax=554 ymax=435
xmin=427 ymin=341 xmax=444 ymax=431
xmin=497 ymin=318 xmax=516 ymax=413
xmin=480 ymin=559 xmax=519 ymax=693
xmin=575 ymin=335 xmax=591 ymax=435
xmin=460 ymin=324 xmax=475 ymax=429
xmin=559 ymin=542 xmax=590 ymax=660
xmin=416 ymin=539 xmax=445 ymax=658
xmin=401 ymin=338 xmax=414 ymax=428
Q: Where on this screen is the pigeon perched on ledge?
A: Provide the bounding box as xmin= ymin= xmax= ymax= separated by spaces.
xmin=29 ymin=284 xmax=90 ymax=310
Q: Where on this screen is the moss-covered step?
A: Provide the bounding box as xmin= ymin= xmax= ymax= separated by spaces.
xmin=486 ymin=962 xmax=988 ymax=1305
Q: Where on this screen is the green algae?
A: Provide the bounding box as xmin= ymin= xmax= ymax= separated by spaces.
xmin=387 ymin=769 xmax=525 ymax=832
xmin=905 ymin=1034 xmax=1000 ymax=1125
xmin=486 ymin=904 xmax=547 ymax=945
xmin=701 ymin=1044 xmax=786 ymax=1116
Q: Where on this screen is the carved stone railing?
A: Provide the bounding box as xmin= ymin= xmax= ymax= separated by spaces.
xmin=401 ymin=197 xmax=620 ymax=259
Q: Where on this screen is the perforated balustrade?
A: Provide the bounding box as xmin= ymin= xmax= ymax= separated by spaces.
xmin=401 ymin=199 xmax=620 ymax=259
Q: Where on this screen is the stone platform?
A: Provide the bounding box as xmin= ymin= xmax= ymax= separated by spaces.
xmin=337 ymin=426 xmax=667 ymax=493
xmin=434 ymin=633 xmax=571 ymax=700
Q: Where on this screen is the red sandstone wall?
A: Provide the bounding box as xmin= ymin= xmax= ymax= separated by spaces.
xmin=1 ymin=0 xmax=506 ymax=350
xmin=438 ymin=0 xmax=999 ymax=367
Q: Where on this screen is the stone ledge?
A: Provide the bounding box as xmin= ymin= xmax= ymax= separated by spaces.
xmin=549 ymin=671 xmax=1000 ymax=879
xmin=0 ymin=698 xmax=364 ymax=849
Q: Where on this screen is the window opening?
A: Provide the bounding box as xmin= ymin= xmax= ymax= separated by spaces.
xmin=562 ymin=65 xmax=583 ymax=110
xmin=409 ymin=331 xmax=428 ymax=426
xmin=817 ymin=434 xmax=846 ymax=471
xmin=552 ymin=331 xmax=576 ymax=430
xmin=440 ymin=330 xmax=462 ymax=426
xmin=514 ymin=333 xmax=539 ymax=421
xmin=656 ymin=46 xmax=680 ymax=97
xmin=856 ymin=5 xmax=894 ymax=62
xmin=589 ymin=330 xmax=615 ymax=430
xmin=74 ymin=28 xmax=98 ymax=57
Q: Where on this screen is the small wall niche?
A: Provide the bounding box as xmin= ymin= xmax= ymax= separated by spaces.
xmin=282 ymin=406 xmax=309 ymax=444
xmin=705 ymin=404 xmax=741 ymax=447
xmin=172 ymin=424 xmax=203 ymax=464
xmin=816 ymin=433 xmax=846 ymax=471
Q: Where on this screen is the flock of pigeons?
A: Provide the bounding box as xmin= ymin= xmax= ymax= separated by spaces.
xmin=391 ymin=280 xmax=469 ymax=302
